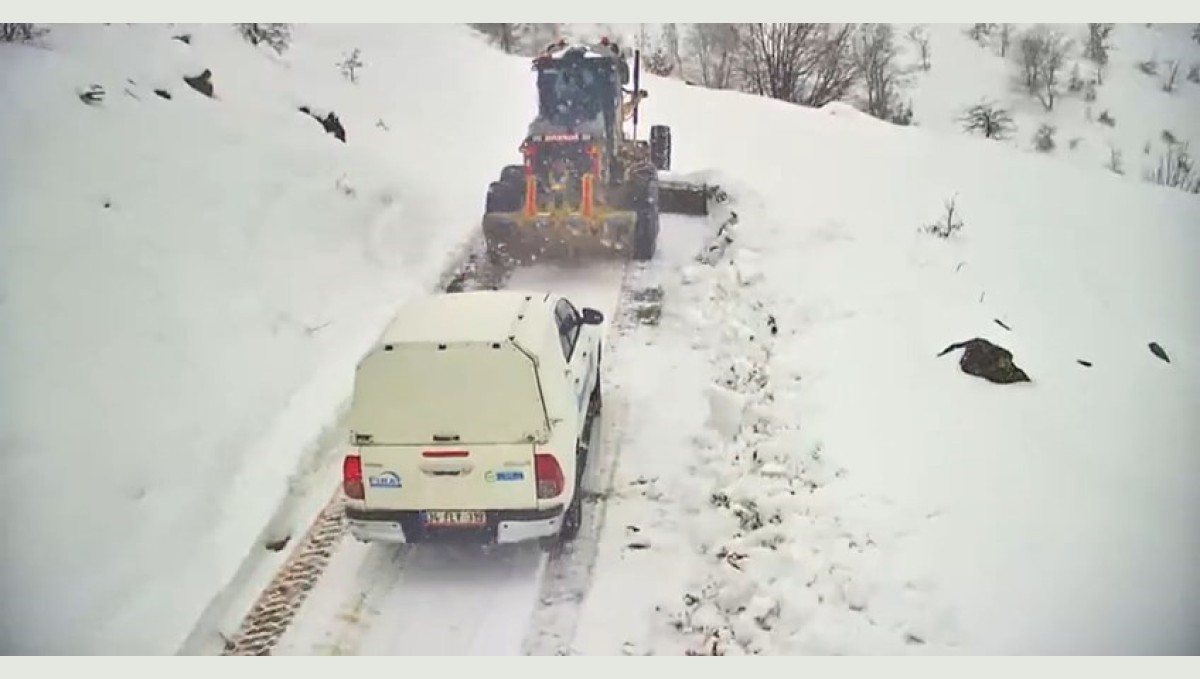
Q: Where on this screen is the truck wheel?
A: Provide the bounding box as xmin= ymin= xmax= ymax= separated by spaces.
xmin=559 ymin=493 xmax=582 ymax=542
xmin=485 ymin=181 xmax=520 ymax=213
xmin=591 ymin=349 xmax=603 ymax=415
xmin=499 ymin=164 xmax=525 ymax=190
xmin=650 ymin=125 xmax=672 ymax=172
xmin=632 ymin=205 xmax=659 ymax=261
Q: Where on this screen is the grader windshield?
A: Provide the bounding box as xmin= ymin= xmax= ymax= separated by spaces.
xmin=535 ymin=54 xmax=617 ymax=128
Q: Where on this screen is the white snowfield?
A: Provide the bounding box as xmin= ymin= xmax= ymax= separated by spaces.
xmin=1 ymin=23 xmax=1198 ymax=656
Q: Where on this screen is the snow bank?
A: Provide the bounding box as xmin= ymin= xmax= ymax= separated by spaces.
xmin=572 ymin=68 xmax=1200 ymax=654
xmin=0 ymin=24 xmax=534 ymax=654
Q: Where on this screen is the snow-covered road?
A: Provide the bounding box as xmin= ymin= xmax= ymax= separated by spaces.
xmin=222 ymin=214 xmax=715 ymax=655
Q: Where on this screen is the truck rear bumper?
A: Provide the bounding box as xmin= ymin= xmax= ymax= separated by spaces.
xmin=344 ymin=505 xmax=564 ymax=546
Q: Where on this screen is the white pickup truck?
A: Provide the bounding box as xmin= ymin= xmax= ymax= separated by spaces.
xmin=340 ymin=289 xmax=604 ymax=547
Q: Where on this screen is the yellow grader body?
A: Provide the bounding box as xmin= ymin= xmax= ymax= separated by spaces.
xmin=480 ymin=38 xmax=709 ymax=266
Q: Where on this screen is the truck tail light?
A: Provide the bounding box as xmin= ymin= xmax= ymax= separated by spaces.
xmin=534 ymin=453 xmax=565 ymax=499
xmin=342 ymin=454 xmax=364 ymax=500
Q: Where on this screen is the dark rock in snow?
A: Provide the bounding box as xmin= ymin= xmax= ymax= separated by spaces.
xmin=183 ymin=69 xmax=214 ymax=98
xmin=264 ymin=535 xmax=291 ymax=552
xmin=1077 ymin=359 xmax=1093 ymax=367
xmin=298 ymin=106 xmax=347 ymax=142
xmin=994 ymin=318 xmax=1012 ymax=331
xmin=937 ymin=337 xmax=1031 ymax=384
xmin=154 ymin=88 xmax=172 ymax=100
xmin=1148 ymin=342 xmax=1170 ymax=363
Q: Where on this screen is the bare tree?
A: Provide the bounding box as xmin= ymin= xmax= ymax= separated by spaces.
xmin=997 ymin=24 xmax=1013 ymax=57
xmin=959 ymin=101 xmax=1015 ymax=139
xmin=0 ymin=23 xmax=48 ymax=43
xmin=685 ymin=23 xmax=740 ymax=89
xmin=1015 ymin=25 xmax=1072 ymax=111
xmin=737 ymin=23 xmax=859 ymax=107
xmin=856 ymin=24 xmax=905 ymax=120
xmin=661 ymin=24 xmax=685 ymax=79
xmin=906 ymin=25 xmax=931 ymax=71
xmin=1084 ymin=23 xmax=1115 ymax=83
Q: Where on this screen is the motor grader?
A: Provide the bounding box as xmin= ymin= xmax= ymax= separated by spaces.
xmin=481 ymin=38 xmax=709 ymax=264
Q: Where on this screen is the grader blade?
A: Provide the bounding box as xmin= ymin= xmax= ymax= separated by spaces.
xmin=659 ymin=179 xmax=712 ymax=216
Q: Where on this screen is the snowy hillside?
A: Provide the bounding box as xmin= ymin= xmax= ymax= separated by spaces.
xmin=570 ymin=23 xmax=1200 ymax=193
xmin=3 ymin=23 xmax=1199 ymax=656
xmin=902 ymin=23 xmax=1200 ymax=185
xmin=0 ymin=23 xmax=535 ymax=654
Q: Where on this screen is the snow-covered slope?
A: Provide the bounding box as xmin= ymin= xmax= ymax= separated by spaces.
xmin=903 ymin=23 xmax=1200 ymax=183
xmin=564 ymin=77 xmax=1200 ymax=655
xmin=3 ymin=23 xmax=1198 ymax=656
xmin=0 ymin=23 xmax=534 ymax=654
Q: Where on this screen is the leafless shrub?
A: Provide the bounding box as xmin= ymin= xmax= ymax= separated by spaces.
xmin=967 ymin=24 xmax=994 ymax=45
xmin=1033 ymin=124 xmax=1056 ymax=152
xmin=1145 ymin=142 xmax=1200 ymax=194
xmin=959 ymin=101 xmax=1015 ymax=140
xmin=236 ymin=23 xmax=291 ymax=54
xmin=925 ymin=195 xmax=965 ymax=238
xmin=1163 ymin=59 xmax=1180 ymax=92
xmin=1098 ymin=109 xmax=1116 ymax=126
xmin=642 ymin=45 xmax=675 ymax=76
xmin=1162 ymin=129 xmax=1178 ymax=145
xmin=338 ymin=48 xmax=363 ymax=83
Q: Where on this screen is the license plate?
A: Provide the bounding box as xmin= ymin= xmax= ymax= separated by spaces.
xmin=423 ymin=510 xmax=487 ymax=527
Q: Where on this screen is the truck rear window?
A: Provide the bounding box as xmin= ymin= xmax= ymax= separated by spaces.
xmin=348 ymin=343 xmax=548 ymax=445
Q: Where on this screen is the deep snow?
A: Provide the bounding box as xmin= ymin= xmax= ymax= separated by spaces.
xmin=0 ymin=23 xmax=535 ymax=654
xmin=2 ymin=23 xmax=1199 ymax=655
xmin=565 ymin=77 xmax=1200 ymax=654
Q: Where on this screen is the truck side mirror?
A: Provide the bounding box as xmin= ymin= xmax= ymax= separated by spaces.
xmin=581 ymin=308 xmax=604 ymax=325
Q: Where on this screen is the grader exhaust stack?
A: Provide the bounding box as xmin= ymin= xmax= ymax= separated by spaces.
xmin=480 ymin=38 xmax=712 ymax=266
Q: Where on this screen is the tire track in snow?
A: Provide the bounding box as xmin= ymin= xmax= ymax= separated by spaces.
xmin=215 ymin=240 xmax=510 ymax=655
xmin=222 ymin=489 xmax=346 ymax=655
